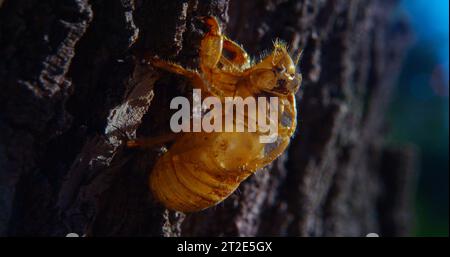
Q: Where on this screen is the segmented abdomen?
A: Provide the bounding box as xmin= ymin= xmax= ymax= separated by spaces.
xmin=149 ymin=131 xmax=268 ymax=212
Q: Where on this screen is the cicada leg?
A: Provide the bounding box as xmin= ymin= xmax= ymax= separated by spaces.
xmin=150 ymin=57 xmax=234 ymax=102
xmin=150 ymin=17 xmax=243 ymax=98
xmin=247 ymin=121 xmax=293 ymax=171
xmin=220 ymin=36 xmax=250 ymax=70
xmin=246 ymin=95 xmax=297 ymax=170
xmin=198 ymin=17 xmax=250 ymax=70
xmin=279 ymin=94 xmax=297 ymax=136
xmin=150 ymin=57 xmax=198 ymax=80
xmin=150 ymin=57 xmax=213 ymax=92
xmin=198 ymin=16 xmax=224 ymax=74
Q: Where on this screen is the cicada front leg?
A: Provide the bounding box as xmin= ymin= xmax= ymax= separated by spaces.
xmin=150 ymin=57 xmax=213 ymax=93
xmin=198 ymin=16 xmax=224 ymax=74
xmin=220 ymin=37 xmax=250 ymax=70
xmin=273 ymin=97 xmax=297 ymax=146
xmin=248 ymin=95 xmax=297 ymax=170
xmin=150 ymin=58 xmax=198 ymax=80
xmin=198 ymin=16 xmax=250 ymax=72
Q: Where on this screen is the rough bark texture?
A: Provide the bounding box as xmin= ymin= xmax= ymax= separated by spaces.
xmin=0 ymin=0 xmax=414 ymax=236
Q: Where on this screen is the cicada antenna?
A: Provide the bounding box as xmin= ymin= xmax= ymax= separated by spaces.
xmin=294 ymin=48 xmax=304 ymax=66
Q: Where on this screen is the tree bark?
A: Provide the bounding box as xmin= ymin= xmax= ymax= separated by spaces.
xmin=0 ymin=0 xmax=414 ymax=236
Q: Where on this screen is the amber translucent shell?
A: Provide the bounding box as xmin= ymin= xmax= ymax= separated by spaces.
xmin=148 ymin=16 xmax=301 ymax=212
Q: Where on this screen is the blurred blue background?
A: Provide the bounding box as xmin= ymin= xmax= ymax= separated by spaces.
xmin=388 ymin=0 xmax=449 ymax=236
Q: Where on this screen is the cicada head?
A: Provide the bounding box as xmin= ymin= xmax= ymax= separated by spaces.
xmin=250 ymin=41 xmax=302 ymax=96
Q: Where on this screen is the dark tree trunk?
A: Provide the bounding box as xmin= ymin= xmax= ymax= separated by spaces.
xmin=0 ymin=0 xmax=414 ymax=236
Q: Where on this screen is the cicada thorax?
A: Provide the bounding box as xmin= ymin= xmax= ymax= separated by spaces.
xmin=149 ymin=93 xmax=296 ymax=212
